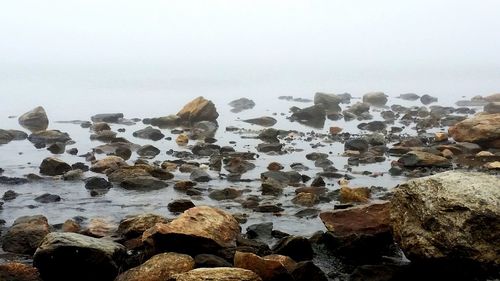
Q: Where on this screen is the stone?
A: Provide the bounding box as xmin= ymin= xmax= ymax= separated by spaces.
xmin=0 ymin=263 xmax=42 ymax=281
xmin=242 ymin=116 xmax=277 ymax=127
xmin=177 ymin=96 xmax=219 ymax=122
xmin=91 ymin=113 xmax=124 ymax=123
xmin=28 ymin=130 xmax=71 ymax=145
xmin=0 ymin=129 xmax=14 ymax=145
xmin=398 ymin=93 xmax=420 ymax=100
xmin=62 ymin=219 xmax=81 ymax=233
xmin=346 ymin=102 xmax=370 ymax=116
xmin=224 ymin=157 xmax=256 ymax=174
xmin=229 ymin=98 xmax=256 ymax=113
xmin=142 ymin=206 xmax=240 ymax=255
xmin=448 ymin=113 xmax=500 ymax=148
xmin=18 ymin=106 xmax=49 ymax=132
xmin=484 ymin=161 xmax=500 ymax=169
xmin=190 ymin=169 xmax=212 ymax=182
xmin=2 ymin=215 xmax=50 ymax=255
xmin=291 ymin=261 xmax=328 ymax=281
xmin=292 ymin=192 xmax=319 ymax=207
xmin=133 ymin=126 xmax=165 ymax=141
xmin=85 ymin=177 xmax=112 ymax=190
xmin=358 ymin=121 xmax=387 ymax=132
xmin=168 ymin=199 xmax=196 ymax=213
xmin=329 ymin=126 xmax=342 ymax=135
xmin=90 ymin=130 xmax=117 ymax=142
xmin=339 ymin=186 xmax=370 ymax=203
xmin=420 ymin=94 xmax=438 ymax=105
xmin=118 ymin=214 xmax=169 ymax=239
xmin=115 ymin=252 xmax=194 ymax=281
xmin=290 ymin=105 xmax=326 ymax=128
xmin=209 ymin=188 xmax=242 ymax=201
xmin=272 ymin=236 xmax=313 ymax=262
xmin=90 ymin=122 xmax=111 ymax=132
xmin=120 ymin=176 xmax=168 ymax=190
xmin=254 ymin=204 xmax=284 ymax=213
xmin=82 ymin=218 xmax=117 ymax=238
xmin=33 ymin=232 xmax=126 ymax=281
xmin=149 ymin=115 xmax=180 ymax=128
xmin=168 ymin=268 xmax=262 ymax=281
xmin=484 ymin=102 xmax=500 ymax=114
xmin=90 ymin=156 xmax=128 ymax=173
xmin=484 ymin=93 xmax=500 ymax=102
xmin=434 ymin=132 xmax=448 ymax=142
xmin=391 ymin=171 xmax=500 ymax=266
xmin=246 ymin=222 xmax=273 ymax=240
xmin=66 ymin=147 xmax=78 ymax=155
xmin=0 ymin=176 xmax=29 ymax=185
xmin=398 ymin=151 xmax=451 ymax=167
xmin=314 ymin=92 xmax=342 ymax=112
xmin=195 ymin=254 xmax=232 ymax=268
xmin=176 ymin=134 xmax=189 ymax=145
xmin=34 ymin=193 xmax=61 ymax=203
xmin=234 ymin=251 xmax=293 ymax=281
xmin=2 ymin=190 xmax=18 ymax=200
xmin=363 ymin=92 xmax=387 ymax=106
xmin=257 ymin=143 xmax=283 ymax=153
xmin=137 ymin=144 xmax=161 ymax=158
xmin=344 ymin=139 xmax=369 ymax=152
xmin=267 ymin=162 xmax=284 ymax=171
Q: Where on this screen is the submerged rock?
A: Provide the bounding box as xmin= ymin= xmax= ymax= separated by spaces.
xmin=18 ymin=106 xmax=49 ymax=132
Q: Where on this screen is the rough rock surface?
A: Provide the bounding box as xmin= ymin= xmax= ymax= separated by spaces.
xmin=391 ymin=171 xmax=500 ymax=266
xmin=90 ymin=156 xmax=128 ymax=173
xmin=118 ymin=213 xmax=169 ymax=238
xmin=169 ymin=268 xmax=262 ymax=281
xmin=234 ymin=251 xmax=293 ymax=281
xmin=398 ymin=151 xmax=451 ymax=167
xmin=363 ymin=92 xmax=387 ymax=106
xmin=115 ymin=252 xmax=194 ymax=281
xmin=18 ymin=106 xmax=49 ymax=132
xmin=0 ymin=263 xmax=42 ymax=281
xmin=448 ymin=113 xmax=500 ymax=148
xmin=177 ymin=96 xmax=219 ymax=122
xmin=2 ymin=215 xmax=51 ymax=255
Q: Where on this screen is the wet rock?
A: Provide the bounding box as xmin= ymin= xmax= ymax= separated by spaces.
xmin=177 ymin=96 xmax=219 ymax=123
xmin=190 ymin=169 xmax=212 ymax=182
xmin=169 ymin=268 xmax=262 ymax=281
xmin=311 ymin=177 xmax=325 ymax=187
xmin=2 ymin=215 xmax=50 ymax=255
xmin=305 ymin=152 xmax=328 ymax=161
xmin=62 ymin=219 xmax=81 ymax=233
xmin=176 ymin=134 xmax=189 ymax=145
xmin=292 ymin=192 xmax=319 ymax=207
xmin=2 ymin=190 xmax=18 ymax=200
xmin=266 ymin=162 xmax=284 ymax=171
xmin=192 ymin=143 xmax=221 ymax=156
xmin=448 ymin=113 xmax=500 ymax=148
xmin=0 ymin=262 xmax=42 ymax=281
xmin=118 ymin=214 xmax=169 ymax=239
xmin=47 ymin=142 xmax=65 ymax=154
xmin=18 ymin=106 xmax=49 ymax=132
xmin=39 ymin=157 xmax=71 ymax=176
xmin=339 ymin=186 xmax=370 ymax=203
xmin=398 ymin=151 xmax=451 ymax=167
xmin=291 ymin=261 xmax=328 ymax=281
xmin=133 ymin=126 xmax=165 ymax=141
xmin=294 ymin=208 xmax=321 ymax=219
xmin=484 ymin=161 xmax=500 ymax=170
xmin=116 ymin=252 xmax=194 ymax=281
xmin=253 ymin=204 xmax=284 ymax=213
xmin=82 ymin=218 xmax=117 ymax=238
xmin=91 ymin=113 xmax=124 ymax=123
xmin=329 ymin=126 xmax=343 ymax=135
xmin=484 ymin=93 xmax=500 ymax=102
xmin=358 ymin=121 xmax=386 ymax=132
xmin=391 ymin=171 xmax=500 ymax=266
xmin=434 ymin=132 xmax=448 ymax=142
xmin=242 ymin=117 xmax=277 ymax=127
xmin=234 ymin=251 xmax=294 ymax=281
xmin=209 ymin=188 xmax=242 ymax=201
xmin=149 ymin=115 xmax=180 ymax=128
xmin=195 ymin=254 xmax=232 ymax=268
xmin=229 ymin=98 xmax=256 ymax=113
xmin=28 ymin=130 xmax=71 ymax=145
xmin=90 ymin=156 xmax=128 ymax=173
xmin=33 ymin=232 xmax=126 ymax=281
xmin=34 ymin=193 xmax=61 ymax=203
xmin=0 ymin=176 xmax=29 ymax=185
xmin=420 ymin=94 xmax=438 ymax=105
xmin=314 ymin=92 xmax=342 ymax=112
xmin=168 ymin=199 xmax=196 ymax=213
xmin=246 ymin=222 xmax=273 ymax=240
xmin=363 ymin=92 xmax=387 ymax=106
xmin=224 ymin=157 xmax=255 ymax=174
xmin=63 ymin=169 xmax=84 ymax=180
xmin=0 ymin=129 xmax=14 ymax=144
xmin=142 ymin=206 xmax=240 ymax=255
xmin=261 ymin=171 xmax=301 ymax=185
xmin=85 ymin=177 xmax=112 ymax=190
xmin=398 ymin=93 xmax=420 ymax=100
xmin=344 ymin=138 xmax=369 ymax=152
xmin=192 ymin=121 xmax=218 ymax=138
xmin=261 ymin=179 xmax=286 ymax=196
xmin=66 ymin=147 xmax=78 ymax=155
xmin=90 ymin=130 xmax=117 ymax=142
xmin=272 ymin=236 xmax=313 ymax=262
xmin=107 ymin=165 xmax=152 ymax=182
xmin=257 ymin=143 xmax=282 ymax=153
xmin=258 ymin=128 xmax=281 ymax=142
xmin=90 ymin=122 xmax=111 ymax=132
xmin=137 ymin=144 xmax=161 ymax=158
xmin=484 ymin=102 xmax=500 ymax=114
xmin=290 ymin=105 xmax=326 ymax=128
xmin=120 ymin=176 xmax=168 ymax=190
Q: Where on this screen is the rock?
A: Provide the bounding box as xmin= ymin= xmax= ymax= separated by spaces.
xmin=363 ymin=92 xmax=387 ymax=106
xmin=85 ymin=177 xmax=112 ymax=190
xmin=168 ymin=199 xmax=196 ymax=213
xmin=257 ymin=143 xmax=282 ymax=153
xmin=149 ymin=115 xmax=180 ymax=128
xmin=34 ymin=193 xmax=61 ymax=203
xmin=272 ymin=236 xmax=313 ymax=262
xmin=177 ymin=96 xmax=219 ymax=122
xmin=90 ymin=156 xmax=128 ymax=173
xmin=0 ymin=263 xmax=42 ymax=281
xmin=39 ymin=157 xmax=72 ymax=176
xmin=118 ymin=214 xmax=169 ymax=239
xmin=3 ymin=190 xmax=19 ymax=200
xmin=243 ymin=117 xmax=277 ymax=127
xmin=82 ymin=218 xmax=117 ymax=238
xmin=33 ymin=232 xmax=126 ymax=281
xmin=292 ymin=192 xmax=319 ymax=207
xmin=120 ymin=176 xmax=168 ymax=190
xmin=234 ymin=251 xmax=293 ymax=281
xmin=420 ymin=94 xmax=438 ymax=105
xmin=246 ymin=222 xmax=273 ymax=240
xmin=90 ymin=122 xmax=111 ymax=132
xmin=229 ymin=98 xmax=256 ymax=113
xmin=344 ymin=139 xmax=369 ymax=152
xmin=142 ymin=206 xmax=240 ymax=255
xmin=18 ymin=106 xmax=49 ymax=132
xmin=176 ymin=134 xmax=189 ymax=145
xmin=358 ymin=121 xmax=386 ymax=132
xmin=391 ymin=171 xmax=500 ymax=266
xmin=484 ymin=102 xmax=500 ymax=114
xmin=133 ymin=126 xmax=165 ymax=141
xmin=305 ymin=152 xmax=328 ymax=161
xmin=267 ymin=162 xmax=284 ymax=171
xmin=448 ymin=113 xmax=500 ymax=148
xmin=190 ymin=169 xmax=212 ymax=182
xmin=314 ymin=92 xmax=342 ymax=112
xmin=346 ymin=102 xmax=370 ymax=116
xmin=90 ymin=130 xmax=117 ymax=142
xmin=0 ymin=176 xmax=29 ymax=185
xmin=291 ymin=261 xmax=328 ymax=281
xmin=195 ymin=254 xmax=232 ymax=268
xmin=169 ymin=268 xmax=262 ymax=281
xmin=28 ymin=130 xmax=71 ymax=145
xmin=91 ymin=113 xmax=124 ymax=123
xmin=209 ymin=188 xmax=242 ymax=201
xmin=398 ymin=151 xmax=451 ymax=167
xmin=192 ymin=121 xmax=218 ymax=138
xmin=398 ymin=93 xmax=420 ymax=100
xmin=2 ymin=215 xmax=50 ymax=255
xmin=47 ymin=142 xmax=65 ymax=154
xmin=0 ymin=129 xmax=14 ymax=144
xmin=62 ymin=219 xmax=81 ymax=233
xmin=66 ymin=147 xmax=78 ymax=155
xmin=434 ymin=132 xmax=448 ymax=142
xmin=329 ymin=126 xmax=342 ymax=135
xmin=484 ymin=93 xmax=500 ymax=102
xmin=290 ymin=105 xmax=326 ymax=128
xmin=254 ymin=204 xmax=284 ymax=213
xmin=137 ymin=144 xmax=161 ymax=158
xmin=339 ymin=186 xmax=370 ymax=203
xmin=115 ymin=252 xmax=194 ymax=281
xmin=484 ymin=161 xmax=500 ymax=170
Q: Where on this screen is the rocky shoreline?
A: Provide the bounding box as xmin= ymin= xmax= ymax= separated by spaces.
xmin=0 ymin=93 xmax=499 ymax=281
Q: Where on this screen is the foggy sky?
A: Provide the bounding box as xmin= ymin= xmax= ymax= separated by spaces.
xmin=1 ymin=0 xmax=500 ymax=69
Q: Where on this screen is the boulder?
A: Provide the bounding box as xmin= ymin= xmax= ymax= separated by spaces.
xmin=142 ymin=206 xmax=240 ymax=255
xmin=84 ymin=177 xmax=113 ymax=190
xmin=28 ymin=130 xmax=71 ymax=145
xmin=0 ymin=263 xmax=42 ymax=281
xmin=363 ymin=92 xmax=387 ymax=106
xmin=190 ymin=169 xmax=211 ymax=182
xmin=448 ymin=113 xmax=500 ymax=148
xmin=391 ymin=171 xmax=500 ymax=266
xmin=168 ymin=199 xmax=196 ymax=213
xmin=484 ymin=93 xmax=500 ymax=102
xmin=120 ymin=176 xmax=168 ymax=190
xmin=0 ymin=129 xmax=14 ymax=145
xmin=314 ymin=92 xmax=342 ymax=112
xmin=137 ymin=144 xmax=161 ymax=158
xmin=39 ymin=157 xmax=72 ymax=176
xmin=168 ymin=268 xmax=262 ymax=281
xmin=91 ymin=113 xmax=124 ymax=123
xmin=2 ymin=215 xmax=50 ymax=255
xmin=420 ymin=94 xmax=438 ymax=105
xmin=118 ymin=214 xmax=169 ymax=239
xmin=90 ymin=156 xmax=128 ymax=173
xmin=33 ymin=232 xmax=126 ymax=281
xmin=398 ymin=151 xmax=451 ymax=167
xmin=177 ymin=96 xmax=219 ymax=122
xmin=115 ymin=252 xmax=194 ymax=281
xmin=133 ymin=126 xmax=165 ymax=141
xmin=18 ymin=106 xmax=49 ymax=132
xmin=229 ymin=98 xmax=256 ymax=113
xmin=484 ymin=102 xmax=500 ymax=114
xmin=234 ymin=251 xmax=293 ymax=281
xmin=242 ymin=117 xmax=277 ymax=127
xmin=291 ymin=261 xmax=328 ymax=281
xmin=290 ymin=105 xmax=326 ymax=128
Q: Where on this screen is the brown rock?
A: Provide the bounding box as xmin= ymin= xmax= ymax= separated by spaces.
xmin=177 ymin=96 xmax=219 ymax=122
xmin=291 ymin=192 xmax=320 ymax=207
xmin=176 ymin=134 xmax=189 ymax=145
xmin=329 ymin=126 xmax=343 ymax=135
xmin=169 ymin=268 xmax=262 ymax=281
xmin=267 ymin=162 xmax=284 ymax=171
xmin=398 ymin=151 xmax=451 ymax=167
xmin=2 ymin=215 xmax=50 ymax=255
xmin=90 ymin=156 xmax=128 ymax=173
xmin=0 ymin=263 xmax=42 ymax=281
xmin=448 ymin=113 xmax=500 ymax=148
xmin=115 ymin=252 xmax=194 ymax=281
xmin=82 ymin=218 xmax=117 ymax=238
xmin=484 ymin=93 xmax=500 ymax=102
xmin=234 ymin=252 xmax=293 ymax=281
xmin=339 ymin=186 xmax=370 ymax=203
xmin=118 ymin=214 xmax=169 ymax=238
xmin=263 ymin=255 xmax=297 ymax=273
xmin=62 ymin=219 xmax=81 ymax=233
xmin=484 ymin=161 xmax=500 ymax=170
xmin=434 ymin=132 xmax=448 ymax=142
xmin=39 ymin=157 xmax=71 ymax=176
xmin=441 ymin=148 xmax=454 ymax=159
xmin=18 ymin=106 xmax=49 ymax=132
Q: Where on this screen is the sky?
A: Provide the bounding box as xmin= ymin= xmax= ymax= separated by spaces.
xmin=1 ymin=0 xmax=500 ymax=69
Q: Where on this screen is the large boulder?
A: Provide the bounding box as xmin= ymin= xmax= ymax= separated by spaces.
xmin=118 ymin=213 xmax=170 ymax=238
xmin=33 ymin=232 xmax=126 ymax=281
xmin=234 ymin=251 xmax=294 ymax=281
xmin=28 ymin=130 xmax=71 ymax=145
xmin=142 ymin=206 xmax=240 ymax=255
xmin=90 ymin=156 xmax=128 ymax=173
xmin=314 ymin=93 xmax=342 ymax=112
xmin=363 ymin=92 xmax=387 ymax=106
xmin=18 ymin=106 xmax=49 ymax=132
xmin=115 ymin=252 xmax=194 ymax=281
xmin=397 ymin=151 xmax=451 ymax=168
xmin=448 ymin=113 xmax=500 ymax=148
xmin=391 ymin=171 xmax=500 ymax=267
xmin=177 ymin=97 xmax=219 ymax=123
xmin=39 ymin=157 xmax=72 ymax=176
xmin=2 ymin=215 xmax=51 ymax=255
xmin=168 ymin=268 xmax=262 ymax=281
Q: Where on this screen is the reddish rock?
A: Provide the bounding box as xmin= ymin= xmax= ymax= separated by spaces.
xmin=177 ymin=96 xmax=219 ymax=122
xmin=234 ymin=251 xmax=293 ymax=281
xmin=118 ymin=213 xmax=169 ymax=238
xmin=0 ymin=263 xmax=41 ymax=281
xmin=90 ymin=156 xmax=128 ymax=173
xmin=2 ymin=215 xmax=51 ymax=255
xmin=448 ymin=113 xmax=500 ymax=148
xmin=115 ymin=252 xmax=194 ymax=281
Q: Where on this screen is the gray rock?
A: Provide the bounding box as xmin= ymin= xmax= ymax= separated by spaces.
xmin=420 ymin=94 xmax=438 ymax=105
xmin=398 ymin=93 xmax=420 ymax=101
xmin=133 ymin=126 xmax=164 ymax=141
xmin=229 ymin=98 xmax=256 ymax=113
xmin=34 ymin=193 xmax=61 ymax=203
xmin=168 ymin=199 xmax=196 ymax=213
xmin=149 ymin=115 xmax=180 ymax=128
xmin=314 ymin=92 xmax=342 ymax=112
xmin=47 ymin=142 xmax=66 ymax=154
xmin=257 ymin=143 xmax=283 ymax=153
xmin=18 ymin=106 xmax=49 ymax=132
xmin=242 ymin=116 xmax=277 ymax=127
xmin=2 ymin=215 xmax=51 ymax=255
xmin=484 ymin=102 xmax=500 ymax=114
xmin=85 ymin=177 xmax=112 ymax=190
xmin=363 ymin=92 xmax=387 ymax=106
xmin=209 ymin=188 xmax=242 ymax=201
xmin=344 ymin=139 xmax=369 ymax=152
xmin=0 ymin=129 xmax=14 ymax=145
xmin=28 ymin=130 xmax=71 ymax=145
xmin=137 ymin=144 xmax=161 ymax=158
xmin=120 ymin=176 xmax=168 ymax=190
xmin=190 ymin=169 xmax=212 ymax=182
xmin=39 ymin=157 xmax=72 ymax=176
xmin=91 ymin=113 xmax=124 ymax=123
xmin=398 ymin=151 xmax=451 ymax=168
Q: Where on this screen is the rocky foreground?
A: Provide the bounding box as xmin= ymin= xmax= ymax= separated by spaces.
xmin=0 ymin=93 xmax=499 ymax=280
